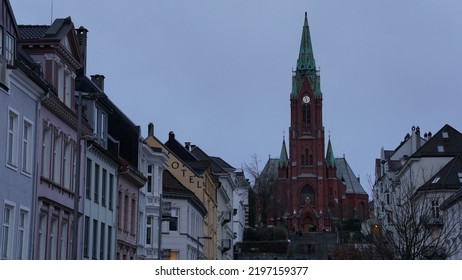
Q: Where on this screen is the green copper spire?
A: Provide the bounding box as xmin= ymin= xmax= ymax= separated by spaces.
xmin=279 ymin=137 xmax=289 ymax=168
xmin=326 ymin=137 xmax=335 ymax=168
xmin=296 ymin=12 xmax=316 ymax=72
xmin=291 ymin=12 xmax=322 ymax=98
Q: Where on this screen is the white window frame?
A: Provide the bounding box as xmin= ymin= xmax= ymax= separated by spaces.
xmin=5 ymin=32 xmax=14 ymax=65
xmin=16 ymin=207 xmax=29 ymax=260
xmin=146 ymin=215 xmax=153 ymax=245
xmin=169 ymin=208 xmax=179 ymax=232
xmin=1 ymin=202 xmax=15 ymax=259
xmin=42 ymin=123 xmax=52 ymax=178
xmin=52 ymin=131 xmax=63 ymax=185
xmin=6 ymin=108 xmax=19 ymax=169
xmin=21 ymin=118 xmax=33 ymax=176
xmin=62 ymin=139 xmax=72 ymax=189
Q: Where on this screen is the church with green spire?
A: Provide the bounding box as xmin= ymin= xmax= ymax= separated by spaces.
xmin=258 ymin=12 xmax=369 ymax=232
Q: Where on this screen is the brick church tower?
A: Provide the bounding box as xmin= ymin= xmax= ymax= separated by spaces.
xmin=261 ymin=13 xmax=368 ymax=232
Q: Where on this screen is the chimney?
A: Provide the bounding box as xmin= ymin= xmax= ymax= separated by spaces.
xmin=185 ymin=142 xmax=191 ymax=151
xmin=76 ymin=26 xmax=88 ymax=74
xmin=91 ymin=74 xmax=105 ymax=91
xmin=169 ymin=131 xmax=175 ymax=141
xmin=148 ymin=123 xmax=154 ymax=137
xmin=191 ymin=144 xmax=196 ymax=150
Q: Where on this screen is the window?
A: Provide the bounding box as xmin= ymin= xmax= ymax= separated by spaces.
xmin=42 ymin=125 xmax=52 ymax=178
xmin=92 ymin=219 xmax=97 ymax=259
xmin=118 ymin=192 xmax=122 ymax=229
xmin=21 ymin=119 xmax=33 ymax=174
xmin=302 ymin=103 xmax=310 ymax=124
xmin=38 ymin=213 xmax=47 ymax=259
xmin=83 ymin=216 xmax=90 ymax=258
xmin=60 ymin=220 xmax=68 ymax=259
xmin=64 ymin=70 xmax=72 ymax=108
xmin=6 ymin=109 xmax=19 ymax=168
xmin=1 ymin=204 xmax=14 ymax=259
xmin=100 ymin=222 xmax=105 ymax=260
xmin=431 ymin=200 xmax=440 ymax=218
xmin=131 ymin=199 xmax=136 ymax=234
xmin=169 ymin=208 xmax=179 ymax=231
xmin=107 ymin=226 xmax=112 ymax=260
xmin=94 ymin=164 xmax=100 ymax=203
xmin=146 ymin=216 xmax=152 ymax=245
xmin=109 ymin=174 xmax=114 ymax=210
xmin=85 ymin=159 xmax=92 ymax=199
xmin=17 ymin=210 xmax=29 ymax=260
xmin=102 ymin=169 xmax=107 ymax=207
xmin=442 ymin=132 xmax=449 ymax=138
xmin=124 ymin=195 xmax=129 ymax=231
xmin=63 ymin=140 xmax=72 ymax=189
xmin=50 ymin=217 xmax=58 ymax=259
xmin=147 ymin=165 xmax=153 ymax=194
xmin=458 ymin=172 xmax=462 ymax=183
xmin=5 ymin=33 xmax=14 ymax=65
xmin=52 ymin=132 xmax=62 ymax=184
xmin=437 ymin=145 xmax=444 ymax=152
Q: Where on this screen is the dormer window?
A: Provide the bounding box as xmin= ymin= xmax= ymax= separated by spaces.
xmin=58 ymin=64 xmax=73 ymax=108
xmin=93 ymin=105 xmax=107 ymax=148
xmin=5 ymin=32 xmax=14 ymax=65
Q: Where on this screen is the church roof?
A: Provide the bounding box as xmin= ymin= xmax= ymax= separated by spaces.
xmin=335 ymin=157 xmax=367 ymax=195
xmin=326 ymin=138 xmax=335 ymax=168
xmin=296 ymin=12 xmax=316 ymax=72
xmin=291 ymin=12 xmax=322 ymax=98
xmin=279 ymin=138 xmax=289 ymax=168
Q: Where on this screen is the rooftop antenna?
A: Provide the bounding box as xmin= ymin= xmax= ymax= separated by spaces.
xmin=50 ymin=0 xmax=54 ymax=24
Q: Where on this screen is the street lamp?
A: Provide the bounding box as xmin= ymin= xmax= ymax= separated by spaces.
xmin=196 ymin=236 xmax=212 ymax=260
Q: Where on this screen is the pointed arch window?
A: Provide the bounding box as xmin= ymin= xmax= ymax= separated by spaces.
xmin=302 ymin=103 xmax=310 ymax=124
xmin=300 ymin=185 xmax=315 ymax=206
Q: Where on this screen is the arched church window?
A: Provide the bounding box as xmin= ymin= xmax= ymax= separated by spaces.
xmin=300 ymin=185 xmax=315 ymax=206
xmin=304 ymin=149 xmax=309 ymax=166
xmin=301 ymin=154 xmax=305 ymax=166
xmin=302 ymin=103 xmax=310 ymax=124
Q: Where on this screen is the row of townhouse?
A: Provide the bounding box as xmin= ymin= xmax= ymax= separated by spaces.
xmin=370 ymin=124 xmax=462 ymax=259
xmin=0 ymin=0 xmax=250 ymax=260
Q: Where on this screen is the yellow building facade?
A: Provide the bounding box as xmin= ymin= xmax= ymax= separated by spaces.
xmin=145 ymin=133 xmax=218 ymax=260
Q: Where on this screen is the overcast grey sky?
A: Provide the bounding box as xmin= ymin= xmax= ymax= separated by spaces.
xmin=11 ymin=0 xmax=462 ymax=194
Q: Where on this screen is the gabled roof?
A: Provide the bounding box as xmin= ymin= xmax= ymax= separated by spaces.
xmin=335 ymin=157 xmax=367 ymax=195
xmin=163 ymin=170 xmax=207 ymax=216
xmin=260 ymin=158 xmax=279 ymax=180
xmin=190 ymin=146 xmax=225 ymax=174
xmin=18 ymin=17 xmax=83 ymax=69
xmin=164 ymin=132 xmax=198 ymax=163
xmin=210 ymin=156 xmax=235 ymax=172
xmin=278 ymin=138 xmax=289 ymax=168
xmin=325 ymin=138 xmax=335 ymax=168
xmin=411 ymin=124 xmax=462 ymax=158
xmin=417 ymin=154 xmax=462 ymax=192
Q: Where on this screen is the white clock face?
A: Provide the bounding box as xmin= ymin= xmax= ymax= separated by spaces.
xmin=302 ymin=95 xmax=310 ymax=104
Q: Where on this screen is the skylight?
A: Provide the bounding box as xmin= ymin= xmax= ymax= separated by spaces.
xmin=432 ymin=177 xmax=441 ymax=184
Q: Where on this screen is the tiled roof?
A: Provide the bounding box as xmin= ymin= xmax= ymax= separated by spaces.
xmin=411 ymin=124 xmax=462 ymax=158
xmin=18 ymin=25 xmax=49 ymax=40
xmin=417 ymin=154 xmax=462 ymax=192
xmin=335 ymin=157 xmax=367 ymax=195
xmin=210 ymin=156 xmax=235 ymax=171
